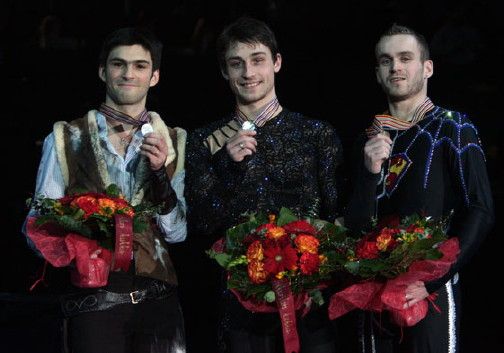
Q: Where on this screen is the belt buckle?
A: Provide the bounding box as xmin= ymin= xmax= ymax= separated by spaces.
xmin=129 ymin=290 xmax=141 ymax=304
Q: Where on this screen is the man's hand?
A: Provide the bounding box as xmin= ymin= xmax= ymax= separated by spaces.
xmin=140 ymin=132 xmax=168 ymax=170
xmin=226 ymin=130 xmax=257 ymax=162
xmin=403 ymin=280 xmax=429 ymax=309
xmin=363 ymin=132 xmax=393 ymax=174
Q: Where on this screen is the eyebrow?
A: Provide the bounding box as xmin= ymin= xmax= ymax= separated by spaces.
xmin=108 ymin=57 xmax=151 ymax=65
xmin=226 ymin=51 xmax=268 ymax=61
xmin=378 ymin=51 xmax=415 ymax=58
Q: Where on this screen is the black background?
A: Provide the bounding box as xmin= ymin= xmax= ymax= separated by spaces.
xmin=1 ymin=0 xmax=502 ymax=352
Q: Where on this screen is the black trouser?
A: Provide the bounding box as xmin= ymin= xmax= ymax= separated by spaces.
xmin=64 ymin=274 xmax=185 ymax=353
xmin=360 ymin=277 xmax=461 ymax=353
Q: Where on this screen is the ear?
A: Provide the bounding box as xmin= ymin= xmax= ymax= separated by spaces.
xmin=375 ymin=66 xmax=382 ymax=84
xmin=149 ymin=69 xmax=160 ymax=87
xmin=423 ymin=59 xmax=433 ymax=79
xmin=221 ymin=68 xmax=229 ymax=80
xmin=98 ymin=66 xmax=106 ymax=83
xmin=273 ymin=53 xmax=282 ymax=73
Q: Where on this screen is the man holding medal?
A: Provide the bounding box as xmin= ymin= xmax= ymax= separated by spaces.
xmin=24 ymin=27 xmax=187 ymax=353
xmin=345 ymin=24 xmax=494 ymax=353
xmin=185 ymin=16 xmax=344 ymax=353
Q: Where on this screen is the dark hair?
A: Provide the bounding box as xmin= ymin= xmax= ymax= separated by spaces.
xmin=216 ymin=17 xmax=279 ymax=71
xmin=375 ymin=24 xmax=430 ymax=62
xmin=99 ymin=27 xmax=163 ymax=71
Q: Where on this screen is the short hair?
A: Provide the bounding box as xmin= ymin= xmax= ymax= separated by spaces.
xmin=375 ymin=24 xmax=430 ymax=62
xmin=99 ymin=27 xmax=163 ymax=71
xmin=216 ymin=17 xmax=279 ymax=71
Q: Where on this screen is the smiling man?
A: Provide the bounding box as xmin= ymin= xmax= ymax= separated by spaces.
xmin=24 ymin=27 xmax=187 ymax=353
xmin=345 ymin=24 xmax=494 ymax=353
xmin=185 ymin=16 xmax=344 ymax=353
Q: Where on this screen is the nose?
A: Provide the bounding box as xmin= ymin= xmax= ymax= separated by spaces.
xmin=390 ymin=58 xmax=401 ymax=73
xmin=242 ymin=61 xmax=255 ymax=78
xmin=122 ymin=64 xmax=135 ymax=79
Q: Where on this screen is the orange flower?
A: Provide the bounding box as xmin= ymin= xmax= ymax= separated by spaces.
xmin=294 ymin=234 xmax=320 ymax=254
xmin=246 ymin=240 xmax=264 ymax=262
xmin=376 ymin=232 xmax=395 ymax=251
xmin=266 ymin=226 xmax=286 ymax=240
xmin=97 ymin=198 xmax=117 ymax=217
xmin=248 ymin=260 xmax=268 ymax=284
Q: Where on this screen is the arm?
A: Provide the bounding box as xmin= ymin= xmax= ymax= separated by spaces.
xmin=185 ymin=128 xmax=246 ymax=236
xmin=424 ymin=117 xmax=494 ymax=293
xmin=344 ymin=132 xmax=389 ymax=232
xmin=316 ymin=123 xmax=344 ymax=222
xmin=22 ymin=133 xmax=65 ymax=252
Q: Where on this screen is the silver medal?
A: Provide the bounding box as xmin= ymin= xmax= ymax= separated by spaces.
xmin=242 ymin=121 xmax=256 ymax=131
xmin=141 ymin=123 xmax=154 ymax=137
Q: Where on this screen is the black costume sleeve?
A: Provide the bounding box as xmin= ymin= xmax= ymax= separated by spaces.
xmin=344 ymin=132 xmax=380 ymax=232
xmin=185 ymin=128 xmax=245 ymax=236
xmin=425 ymin=118 xmax=494 ymax=293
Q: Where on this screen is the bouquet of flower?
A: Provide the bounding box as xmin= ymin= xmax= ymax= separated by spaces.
xmin=208 ymin=207 xmax=346 ymax=353
xmin=26 ymin=184 xmax=159 ymax=288
xmin=328 ymin=214 xmax=460 ymax=327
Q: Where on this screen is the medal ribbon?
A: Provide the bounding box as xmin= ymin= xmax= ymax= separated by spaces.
xmin=235 ymin=97 xmax=280 ymax=127
xmin=366 ymin=97 xmax=434 ymax=138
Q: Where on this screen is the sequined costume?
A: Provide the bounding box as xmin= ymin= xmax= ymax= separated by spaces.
xmin=185 ymin=108 xmax=343 ymax=353
xmin=345 ymin=105 xmax=494 ymax=353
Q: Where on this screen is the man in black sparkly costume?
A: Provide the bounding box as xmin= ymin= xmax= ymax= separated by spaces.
xmin=185 ymin=16 xmax=344 ymax=353
xmin=345 ymin=24 xmax=494 ymax=353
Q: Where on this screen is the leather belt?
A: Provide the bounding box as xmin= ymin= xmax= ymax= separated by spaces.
xmin=60 ymin=280 xmax=174 ymax=317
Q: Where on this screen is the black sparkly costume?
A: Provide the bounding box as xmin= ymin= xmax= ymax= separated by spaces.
xmin=345 ymin=106 xmax=494 ymax=353
xmin=185 ymin=109 xmax=343 ymax=353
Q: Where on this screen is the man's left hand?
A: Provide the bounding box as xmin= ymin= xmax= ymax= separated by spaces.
xmin=140 ymin=132 xmax=168 ymax=170
xmin=403 ymin=280 xmax=429 ymax=309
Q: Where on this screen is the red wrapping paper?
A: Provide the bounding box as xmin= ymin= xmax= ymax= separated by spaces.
xmin=328 ymin=237 xmax=460 ymax=326
xmin=26 ymin=216 xmax=113 ymax=287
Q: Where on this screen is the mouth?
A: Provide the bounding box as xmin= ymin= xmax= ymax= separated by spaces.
xmin=389 ymin=77 xmax=405 ymax=83
xmin=240 ymin=81 xmax=261 ymax=88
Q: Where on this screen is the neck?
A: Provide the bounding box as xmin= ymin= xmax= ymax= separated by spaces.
xmin=236 ymin=92 xmax=278 ymax=120
xmin=105 ymin=98 xmax=146 ymax=119
xmin=388 ymin=94 xmax=427 ymax=121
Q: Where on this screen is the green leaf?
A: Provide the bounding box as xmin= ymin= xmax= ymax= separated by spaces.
xmin=264 ymin=291 xmax=276 ymax=303
xmin=105 ymin=184 xmax=121 ymax=197
xmin=277 ymin=207 xmax=298 ymax=226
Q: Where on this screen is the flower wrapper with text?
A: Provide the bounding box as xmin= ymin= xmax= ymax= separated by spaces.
xmin=26 ymin=184 xmax=160 ymax=287
xmin=207 ymin=207 xmax=347 ymax=353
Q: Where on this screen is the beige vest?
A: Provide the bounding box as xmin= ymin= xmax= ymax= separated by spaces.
xmin=53 ymin=110 xmax=186 ymax=284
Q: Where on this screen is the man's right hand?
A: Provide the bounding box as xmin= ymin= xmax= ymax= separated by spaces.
xmin=226 ymin=130 xmax=257 ymax=162
xmin=363 ymin=132 xmax=393 ymax=174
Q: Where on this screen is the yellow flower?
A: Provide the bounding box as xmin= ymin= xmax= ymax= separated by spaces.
xmin=275 ymin=271 xmax=287 ymax=279
xmin=248 ymin=260 xmax=268 ymax=284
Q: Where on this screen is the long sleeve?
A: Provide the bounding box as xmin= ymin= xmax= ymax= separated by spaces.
xmin=155 ymin=170 xmax=187 ymax=243
xmin=344 ymin=133 xmax=381 ymax=232
xmin=425 ymin=117 xmax=494 ymax=293
xmin=185 ymin=127 xmax=245 ymax=236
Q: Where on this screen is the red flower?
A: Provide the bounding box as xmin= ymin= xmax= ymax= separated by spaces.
xmin=71 ymin=195 xmax=99 ymax=218
xmin=283 ymin=220 xmax=317 ymax=235
xmin=299 ymin=252 xmax=320 ymax=275
xmin=263 ymin=244 xmax=298 ymax=275
xmin=356 ymin=240 xmax=379 ymax=259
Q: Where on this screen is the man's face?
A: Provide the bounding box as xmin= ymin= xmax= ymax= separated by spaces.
xmin=99 ymin=44 xmax=159 ymax=108
xmin=375 ymin=34 xmax=432 ymax=102
xmin=222 ymin=42 xmax=281 ymax=107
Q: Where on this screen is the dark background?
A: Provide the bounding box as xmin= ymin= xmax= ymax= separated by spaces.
xmin=1 ymin=0 xmax=502 ymax=352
